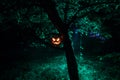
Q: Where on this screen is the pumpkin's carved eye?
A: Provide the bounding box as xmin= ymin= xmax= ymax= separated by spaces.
xmin=52 ymin=38 xmax=56 ymax=41
xmin=56 ymin=38 xmax=60 ymax=41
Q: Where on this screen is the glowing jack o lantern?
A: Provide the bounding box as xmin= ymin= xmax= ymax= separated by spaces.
xmin=51 ymin=37 xmax=61 ymax=45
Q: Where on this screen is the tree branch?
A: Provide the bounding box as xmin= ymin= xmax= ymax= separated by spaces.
xmin=41 ymin=0 xmax=68 ymax=34
xmin=68 ymin=1 xmax=120 ymax=26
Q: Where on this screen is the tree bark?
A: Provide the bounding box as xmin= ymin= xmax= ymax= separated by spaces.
xmin=63 ymin=33 xmax=79 ymax=80
xmin=41 ymin=0 xmax=79 ymax=80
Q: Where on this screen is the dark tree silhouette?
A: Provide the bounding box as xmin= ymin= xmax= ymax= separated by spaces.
xmin=40 ymin=0 xmax=79 ymax=79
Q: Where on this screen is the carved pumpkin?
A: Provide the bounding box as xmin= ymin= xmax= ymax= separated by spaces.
xmin=51 ymin=37 xmax=61 ymax=45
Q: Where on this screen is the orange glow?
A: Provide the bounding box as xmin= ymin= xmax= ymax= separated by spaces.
xmin=51 ymin=37 xmax=61 ymax=45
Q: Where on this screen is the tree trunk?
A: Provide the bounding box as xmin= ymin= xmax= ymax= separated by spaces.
xmin=41 ymin=0 xmax=79 ymax=79
xmin=63 ymin=33 xmax=79 ymax=80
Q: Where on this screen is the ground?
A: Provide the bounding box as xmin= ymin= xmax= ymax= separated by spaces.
xmin=0 ymin=47 xmax=120 ymax=80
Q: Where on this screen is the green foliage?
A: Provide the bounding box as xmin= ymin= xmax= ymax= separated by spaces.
xmin=55 ymin=0 xmax=80 ymax=21
xmin=1 ymin=0 xmax=120 ymax=48
xmin=1 ymin=5 xmax=60 ymax=48
xmin=55 ymin=0 xmax=119 ymax=38
xmin=75 ymin=16 xmax=101 ymax=35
